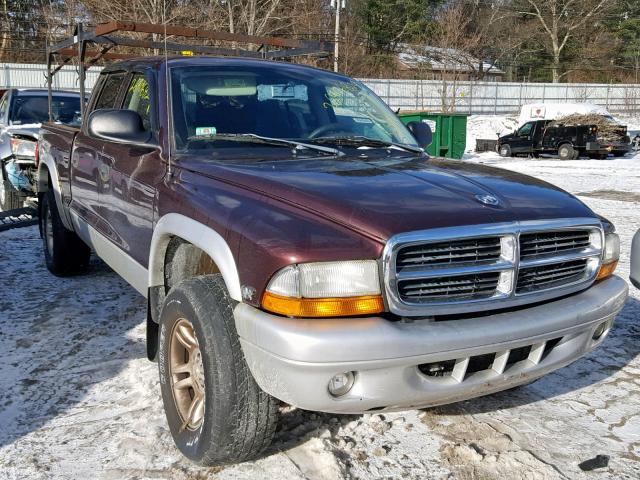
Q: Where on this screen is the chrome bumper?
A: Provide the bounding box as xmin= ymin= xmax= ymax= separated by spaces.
xmin=234 ymin=276 xmax=628 ymax=413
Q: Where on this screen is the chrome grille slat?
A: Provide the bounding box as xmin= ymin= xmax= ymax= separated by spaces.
xmin=399 ymin=249 xmax=501 ymax=265
xmin=518 ymin=265 xmax=585 ymax=281
xmin=402 ymin=278 xmax=499 ymax=291
xmin=520 ymin=230 xmax=592 ymax=259
xmin=397 ymin=261 xmax=512 ymax=280
xmin=384 ymin=220 xmax=603 ymax=316
xmin=516 ymin=259 xmax=589 ymax=293
xmin=521 ymin=239 xmax=590 ymax=253
xmin=402 ymin=287 xmax=498 ymax=297
xmin=397 ymin=237 xmax=501 ymax=269
xmin=398 ymin=272 xmax=500 ymax=302
xmin=402 ymin=282 xmax=499 ymax=294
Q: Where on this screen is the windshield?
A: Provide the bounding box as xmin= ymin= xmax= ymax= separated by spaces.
xmin=10 ymin=94 xmax=81 ymax=126
xmin=170 ymin=65 xmax=417 ymax=151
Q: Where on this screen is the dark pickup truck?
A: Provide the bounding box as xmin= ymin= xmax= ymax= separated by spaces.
xmin=38 ymin=56 xmax=627 ymax=465
xmin=497 ymin=119 xmax=631 ymax=160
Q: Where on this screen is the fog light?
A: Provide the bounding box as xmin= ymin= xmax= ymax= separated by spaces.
xmin=592 ymin=321 xmax=609 ymax=341
xmin=328 ymin=371 xmax=355 ymax=397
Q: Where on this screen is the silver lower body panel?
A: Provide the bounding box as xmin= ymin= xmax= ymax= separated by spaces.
xmin=234 ymin=276 xmax=628 ymax=413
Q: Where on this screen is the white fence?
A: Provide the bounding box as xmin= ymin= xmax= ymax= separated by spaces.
xmin=1 ymin=62 xmax=639 ymax=115
xmin=361 ymin=79 xmax=640 ymax=115
xmin=0 ymin=63 xmax=101 ymax=92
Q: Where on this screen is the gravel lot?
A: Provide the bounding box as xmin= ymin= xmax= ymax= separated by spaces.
xmin=1 ymin=150 xmax=639 ymax=479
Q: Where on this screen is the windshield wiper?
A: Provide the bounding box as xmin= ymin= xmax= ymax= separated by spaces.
xmin=308 ymin=135 xmax=423 ymax=154
xmin=186 ymin=133 xmax=343 ymax=156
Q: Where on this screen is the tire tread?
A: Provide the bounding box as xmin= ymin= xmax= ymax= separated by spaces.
xmin=161 ymin=275 xmax=279 ymax=466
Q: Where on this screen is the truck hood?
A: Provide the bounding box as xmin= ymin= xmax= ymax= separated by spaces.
xmin=179 ymin=153 xmax=597 ymax=242
xmin=498 ymin=132 xmax=516 ymax=143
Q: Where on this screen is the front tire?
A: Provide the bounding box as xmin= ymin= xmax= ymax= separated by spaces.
xmin=158 ymin=274 xmax=279 ymax=466
xmin=498 ymin=144 xmax=512 ymax=157
xmin=41 ymin=189 xmax=90 ymax=275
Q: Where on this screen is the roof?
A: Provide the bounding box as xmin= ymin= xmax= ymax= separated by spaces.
xmin=103 ymin=55 xmax=346 ymax=78
xmin=397 ymin=45 xmax=504 ymax=75
xmin=12 ymin=89 xmax=82 ymax=97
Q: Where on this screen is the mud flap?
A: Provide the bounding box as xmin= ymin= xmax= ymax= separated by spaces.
xmin=146 ymin=286 xmax=164 ymax=361
xmin=147 ymin=309 xmax=159 ymax=361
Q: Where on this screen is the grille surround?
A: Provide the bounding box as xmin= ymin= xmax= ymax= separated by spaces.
xmin=383 ymin=219 xmax=603 ymax=317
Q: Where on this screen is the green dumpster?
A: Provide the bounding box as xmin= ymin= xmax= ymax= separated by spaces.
xmin=398 ymin=112 xmax=468 ymax=159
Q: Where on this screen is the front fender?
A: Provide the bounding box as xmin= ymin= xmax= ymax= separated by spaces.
xmin=149 ymin=213 xmax=242 ymax=301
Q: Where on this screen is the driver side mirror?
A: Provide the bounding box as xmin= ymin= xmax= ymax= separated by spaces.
xmin=406 ymin=121 xmax=432 ymax=150
xmin=88 ymin=109 xmax=155 ymax=148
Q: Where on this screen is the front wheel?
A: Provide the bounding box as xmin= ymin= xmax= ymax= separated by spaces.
xmin=158 ymin=274 xmax=279 ymax=466
xmin=498 ymin=144 xmax=512 ymax=157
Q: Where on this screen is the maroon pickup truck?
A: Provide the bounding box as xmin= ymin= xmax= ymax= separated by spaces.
xmin=37 ymin=57 xmax=627 ymax=465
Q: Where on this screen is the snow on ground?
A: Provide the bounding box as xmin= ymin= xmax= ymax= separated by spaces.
xmin=465 ymin=114 xmax=519 ymax=153
xmin=1 ymin=118 xmax=640 ymax=479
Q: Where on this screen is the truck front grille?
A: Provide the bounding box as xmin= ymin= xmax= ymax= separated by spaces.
xmin=384 ymin=221 xmax=603 ymax=316
xmin=417 ymin=336 xmax=564 ymax=381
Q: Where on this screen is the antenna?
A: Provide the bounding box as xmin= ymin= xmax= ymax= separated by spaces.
xmin=163 ymin=0 xmax=172 ymax=176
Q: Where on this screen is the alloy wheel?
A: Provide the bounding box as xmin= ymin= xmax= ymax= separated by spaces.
xmin=169 ymin=318 xmax=206 ymax=431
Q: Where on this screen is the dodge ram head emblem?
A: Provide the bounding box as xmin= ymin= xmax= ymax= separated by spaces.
xmin=475 ymin=194 xmax=500 ymax=206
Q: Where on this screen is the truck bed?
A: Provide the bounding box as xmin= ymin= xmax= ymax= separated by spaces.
xmin=39 ymin=122 xmax=80 ymax=207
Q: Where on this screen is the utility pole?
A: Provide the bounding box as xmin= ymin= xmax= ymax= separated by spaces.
xmin=331 ymin=0 xmax=345 ymax=72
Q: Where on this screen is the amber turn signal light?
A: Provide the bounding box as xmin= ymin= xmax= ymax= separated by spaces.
xmin=262 ymin=292 xmax=384 ymax=318
xmin=596 ymin=261 xmax=618 ymax=281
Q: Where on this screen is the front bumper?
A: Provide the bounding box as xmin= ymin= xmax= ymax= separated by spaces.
xmin=235 ymin=276 xmax=628 ymax=413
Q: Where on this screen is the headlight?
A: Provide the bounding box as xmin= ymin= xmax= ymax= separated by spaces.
xmin=262 ymin=260 xmax=384 ymax=317
xmin=597 ymin=232 xmax=620 ymax=280
xmin=10 ymin=137 xmax=36 ymax=157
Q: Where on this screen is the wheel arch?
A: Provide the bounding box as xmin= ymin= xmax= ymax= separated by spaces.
xmin=556 ymin=140 xmax=574 ymax=149
xmin=149 ymin=213 xmax=242 ymax=302
xmin=36 ymin=156 xmax=74 ymax=230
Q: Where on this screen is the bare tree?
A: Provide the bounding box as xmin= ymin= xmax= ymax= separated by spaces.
xmin=515 ymin=0 xmax=617 ymax=82
xmin=420 ymin=3 xmax=480 ymax=111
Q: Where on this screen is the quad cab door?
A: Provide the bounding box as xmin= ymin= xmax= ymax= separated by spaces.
xmin=70 ymin=71 xmax=127 ymax=233
xmin=98 ymin=70 xmax=163 ymax=268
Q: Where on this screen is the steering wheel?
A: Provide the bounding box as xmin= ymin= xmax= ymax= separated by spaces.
xmin=308 ymin=123 xmax=349 ymax=139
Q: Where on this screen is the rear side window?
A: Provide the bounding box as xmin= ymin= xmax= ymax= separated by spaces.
xmin=94 ymin=73 xmax=125 ymax=110
xmin=123 ymin=74 xmax=151 ymax=131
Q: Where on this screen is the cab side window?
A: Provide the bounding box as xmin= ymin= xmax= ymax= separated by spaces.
xmin=94 ymin=73 xmax=125 ymax=110
xmin=518 ymin=122 xmax=533 ymax=137
xmin=123 ymin=74 xmax=151 ymax=131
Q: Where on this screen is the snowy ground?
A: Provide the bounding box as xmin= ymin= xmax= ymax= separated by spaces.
xmin=1 ymin=118 xmax=640 ymax=479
